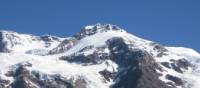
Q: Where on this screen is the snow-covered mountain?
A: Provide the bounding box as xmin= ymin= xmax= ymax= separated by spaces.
xmin=0 ymin=24 xmax=200 ymax=88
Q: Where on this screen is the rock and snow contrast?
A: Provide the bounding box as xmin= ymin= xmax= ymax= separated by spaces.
xmin=0 ymin=24 xmax=200 ymax=88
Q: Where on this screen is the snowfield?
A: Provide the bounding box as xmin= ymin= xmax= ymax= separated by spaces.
xmin=0 ymin=53 xmax=117 ymax=88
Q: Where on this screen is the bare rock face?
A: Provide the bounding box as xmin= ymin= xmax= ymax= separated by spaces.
xmin=165 ymin=74 xmax=183 ymax=86
xmin=170 ymin=59 xmax=192 ymax=73
xmin=111 ymin=50 xmax=171 ymax=88
xmin=0 ymin=79 xmax=10 ymax=88
xmin=73 ymin=78 xmax=87 ymax=88
xmin=150 ymin=43 xmax=168 ymax=57
xmin=99 ymin=69 xmax=117 ymax=82
xmin=59 ymin=47 xmax=110 ymax=65
xmin=40 ymin=35 xmax=61 ymax=42
xmin=60 ymin=53 xmax=105 ymax=65
xmin=0 ymin=31 xmax=10 ymax=52
xmin=106 ymin=37 xmax=171 ymax=88
xmin=11 ymin=67 xmax=73 ymax=88
xmin=49 ymin=38 xmax=77 ymax=54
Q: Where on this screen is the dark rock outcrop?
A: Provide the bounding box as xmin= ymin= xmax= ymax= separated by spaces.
xmin=161 ymin=62 xmax=171 ymax=69
xmin=7 ymin=63 xmax=87 ymax=88
xmin=150 ymin=43 xmax=168 ymax=57
xmin=165 ymin=74 xmax=183 ymax=86
xmin=99 ymin=70 xmax=117 ymax=82
xmin=59 ymin=45 xmax=111 ymax=65
xmin=0 ymin=79 xmax=10 ymax=88
xmin=0 ymin=31 xmax=10 ymax=52
xmin=106 ymin=37 xmax=172 ymax=88
xmin=170 ymin=59 xmax=191 ymax=73
xmin=59 ymin=47 xmax=110 ymax=65
xmin=49 ymin=38 xmax=77 ymax=54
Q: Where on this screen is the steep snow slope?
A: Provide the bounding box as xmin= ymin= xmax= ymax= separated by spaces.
xmin=50 ymin=24 xmax=153 ymax=56
xmin=0 ymin=24 xmax=200 ymax=88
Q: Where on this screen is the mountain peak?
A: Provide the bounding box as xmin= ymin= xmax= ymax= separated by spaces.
xmin=74 ymin=24 xmax=126 ymax=40
xmin=84 ymin=23 xmax=123 ymax=30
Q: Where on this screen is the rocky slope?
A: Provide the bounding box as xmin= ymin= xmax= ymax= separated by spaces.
xmin=0 ymin=24 xmax=200 ymax=88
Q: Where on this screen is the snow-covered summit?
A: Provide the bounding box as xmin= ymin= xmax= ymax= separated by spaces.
xmin=84 ymin=24 xmax=123 ymax=31
xmin=49 ymin=24 xmax=152 ymax=55
xmin=74 ymin=24 xmax=126 ymax=40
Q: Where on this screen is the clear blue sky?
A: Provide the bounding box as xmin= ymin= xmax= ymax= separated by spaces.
xmin=0 ymin=0 xmax=199 ymax=52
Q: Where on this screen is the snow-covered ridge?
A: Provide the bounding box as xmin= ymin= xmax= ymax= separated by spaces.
xmin=0 ymin=30 xmax=64 ymax=54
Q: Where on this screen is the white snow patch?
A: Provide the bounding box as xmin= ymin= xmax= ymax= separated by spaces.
xmin=0 ymin=53 xmax=117 ymax=88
